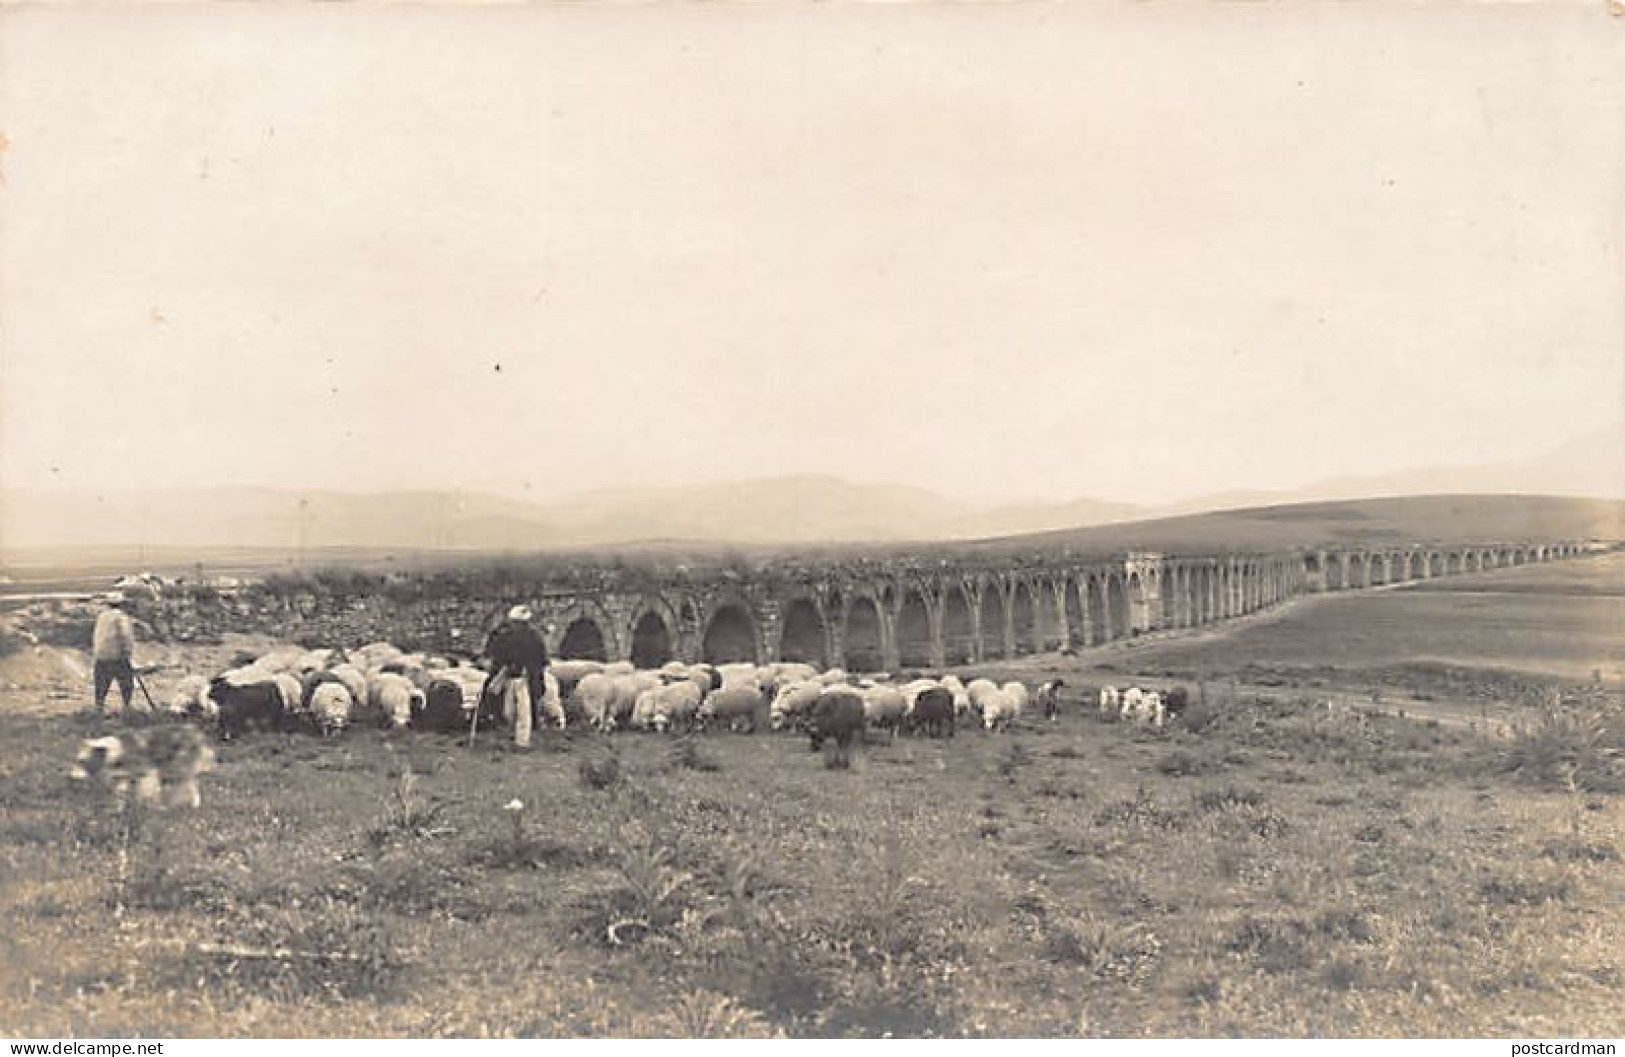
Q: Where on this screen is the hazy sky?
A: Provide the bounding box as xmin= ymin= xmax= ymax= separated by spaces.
xmin=2 ymin=2 xmax=1621 ymax=507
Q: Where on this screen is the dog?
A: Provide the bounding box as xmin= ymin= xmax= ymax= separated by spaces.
xmin=70 ymin=725 xmax=216 ymax=808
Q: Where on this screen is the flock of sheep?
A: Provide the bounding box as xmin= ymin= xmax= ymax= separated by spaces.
xmin=161 ymin=639 xmax=1184 ymax=745
xmin=1098 ymin=684 xmax=1189 ymax=727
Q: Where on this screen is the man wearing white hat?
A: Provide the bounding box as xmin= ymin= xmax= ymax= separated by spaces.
xmin=91 ymin=592 xmax=138 ymax=715
xmin=479 ymin=603 xmax=550 ymax=747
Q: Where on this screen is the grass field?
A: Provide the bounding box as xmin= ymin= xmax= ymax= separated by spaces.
xmin=2 ymin=554 xmax=1624 ymax=1038
xmin=1070 ymin=552 xmax=1625 ymax=693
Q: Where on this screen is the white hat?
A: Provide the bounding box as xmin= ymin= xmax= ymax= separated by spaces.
xmin=507 ymin=604 xmax=533 ymax=622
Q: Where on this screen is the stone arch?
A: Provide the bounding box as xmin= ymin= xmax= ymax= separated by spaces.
xmin=1162 ymin=568 xmax=1182 ymax=627
xmin=1130 ymin=571 xmax=1155 ymax=633
xmin=552 ymin=601 xmax=614 ymax=656
xmin=896 ymin=587 xmax=935 ymax=669
xmin=558 ymin=615 xmax=611 ymax=661
xmin=627 ymin=602 xmax=677 ymax=668
xmin=1011 ymin=581 xmax=1039 ymax=655
xmin=702 ymin=601 xmax=759 ymax=664
xmin=778 ymin=595 xmax=828 ymax=668
xmin=941 ymin=584 xmax=976 ymax=666
xmin=980 ymin=583 xmax=1010 ymax=659
xmin=1036 ymin=579 xmax=1063 ymax=648
xmin=1085 ymin=575 xmax=1108 ymax=643
xmin=1324 ymin=554 xmax=1344 ymax=591
xmin=843 ymin=594 xmax=886 ymax=673
xmin=1102 ymin=573 xmax=1130 ymax=638
xmin=1064 ymin=575 xmax=1087 ymax=645
xmin=1195 ymin=565 xmax=1215 ymax=622
xmin=1447 ymin=551 xmax=1464 ymax=575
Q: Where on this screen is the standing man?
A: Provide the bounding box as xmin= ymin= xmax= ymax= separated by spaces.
xmin=480 ymin=604 xmax=550 ymax=748
xmin=91 ymin=592 xmax=137 ymax=716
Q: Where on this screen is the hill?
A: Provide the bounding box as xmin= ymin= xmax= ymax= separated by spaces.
xmin=956 ymin=495 xmax=1625 ymax=557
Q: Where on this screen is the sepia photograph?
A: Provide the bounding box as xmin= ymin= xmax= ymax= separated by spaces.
xmin=2 ymin=0 xmax=1624 ymax=1042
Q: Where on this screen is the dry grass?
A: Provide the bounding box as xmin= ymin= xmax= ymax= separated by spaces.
xmin=3 ymin=675 xmax=1624 ymax=1038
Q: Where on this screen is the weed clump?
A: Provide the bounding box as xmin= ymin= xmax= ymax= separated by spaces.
xmin=1498 ymin=705 xmax=1625 ymax=793
xmin=580 ymin=749 xmax=624 ymax=792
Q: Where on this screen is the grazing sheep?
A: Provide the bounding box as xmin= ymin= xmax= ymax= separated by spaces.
xmin=630 ymin=687 xmax=664 ymax=732
xmin=536 ymin=669 xmax=565 ymax=729
xmin=770 ymin=679 xmax=823 ymax=731
xmin=207 ymin=678 xmax=284 ymax=740
xmin=900 ymin=678 xmax=941 ymax=713
xmin=1117 ymin=686 xmax=1164 ymax=727
xmin=908 ymin=685 xmax=955 ymax=738
xmin=1036 ymin=679 xmax=1064 ymax=722
xmin=1141 ymin=690 xmax=1166 ymax=728
xmin=572 ymin=672 xmax=616 ymax=732
xmin=699 ymin=683 xmax=766 ymax=733
xmin=550 ymin=659 xmax=604 ymax=697
xmin=417 ymin=677 xmax=471 ymax=732
xmin=272 ymin=673 xmax=306 ymax=722
xmin=367 ymin=672 xmax=421 ymax=730
xmin=1099 ymin=685 xmax=1121 ymax=717
xmin=353 ymin=642 xmax=404 ymax=672
xmin=860 ymin=684 xmax=908 ymax=739
xmin=981 ymin=687 xmax=1021 ymax=732
xmin=327 ymin=664 xmax=370 ymax=713
xmin=167 ymin=674 xmax=215 ymax=720
xmin=309 ymin=681 xmax=355 ymax=736
xmin=966 ymin=678 xmax=1002 ymax=720
xmin=293 ymin=648 xmax=335 ymax=674
xmin=940 ymin=675 xmax=972 ymax=718
xmin=770 ymin=662 xmax=818 ymax=685
xmin=1001 ymin=681 xmax=1030 ymax=716
xmin=816 ymin=667 xmax=849 ymax=687
xmin=636 ymin=679 xmax=703 ymax=733
xmin=599 ymin=673 xmax=655 ymax=732
xmin=807 ymin=688 xmax=867 ymax=767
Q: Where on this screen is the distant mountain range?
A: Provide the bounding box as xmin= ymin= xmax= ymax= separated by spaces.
xmin=2 ymin=425 xmax=1619 ymax=555
xmin=1156 ymin=423 xmax=1624 ymax=518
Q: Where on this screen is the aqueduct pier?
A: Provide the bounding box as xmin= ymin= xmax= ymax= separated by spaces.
xmin=506 ymin=541 xmax=1600 ymax=673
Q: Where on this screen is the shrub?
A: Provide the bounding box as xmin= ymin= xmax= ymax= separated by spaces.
xmin=0 ymin=624 xmax=31 ymax=658
xmin=1498 ymin=705 xmax=1625 ymax=793
xmin=668 ymin=737 xmax=722 ymax=773
xmin=580 ymin=750 xmax=624 ymax=792
xmin=1180 ymin=702 xmax=1221 ymax=735
xmin=1156 ymin=750 xmax=1206 ymax=778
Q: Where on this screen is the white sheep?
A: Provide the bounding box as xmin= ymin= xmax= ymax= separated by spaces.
xmin=167 ymin=674 xmax=216 ymax=719
xmin=367 ymin=672 xmax=421 ymax=730
xmin=981 ymin=688 xmax=1020 ymax=731
xmin=309 ymin=681 xmax=354 ymax=737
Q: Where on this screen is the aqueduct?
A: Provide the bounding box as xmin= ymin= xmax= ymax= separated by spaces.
xmin=501 ymin=540 xmax=1599 ymax=672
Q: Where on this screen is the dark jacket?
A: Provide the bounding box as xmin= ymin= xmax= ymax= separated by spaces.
xmin=483 ymin=619 xmax=550 ymax=676
xmin=478 ymin=619 xmax=551 ymax=730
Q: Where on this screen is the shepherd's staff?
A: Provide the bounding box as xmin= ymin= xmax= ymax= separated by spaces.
xmin=133 ymin=666 xmax=161 ymax=712
xmin=469 ymin=664 xmax=507 ymax=748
